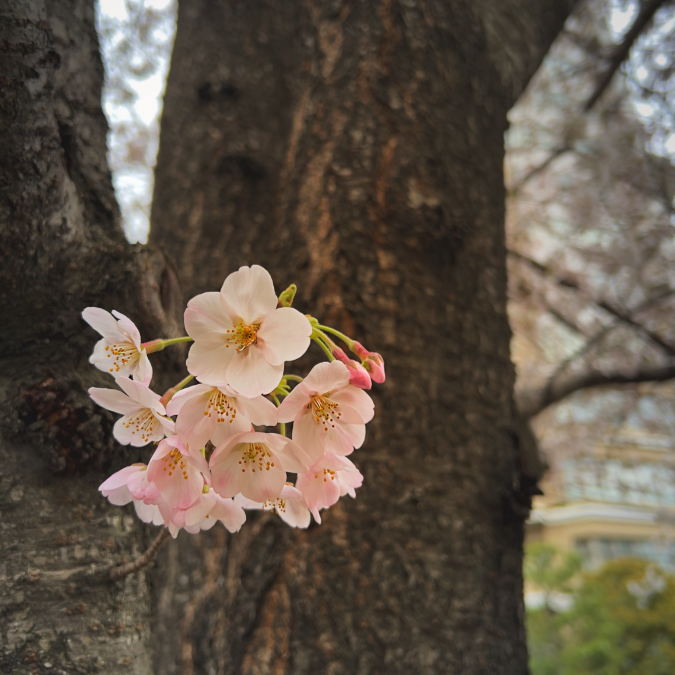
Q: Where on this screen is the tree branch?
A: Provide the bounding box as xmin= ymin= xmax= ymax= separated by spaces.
xmin=37 ymin=527 xmax=172 ymax=585
xmin=509 ymin=145 xmax=572 ymax=194
xmin=109 ymin=528 xmax=171 ymax=582
xmin=509 ymin=250 xmax=675 ymax=356
xmin=518 ymin=363 xmax=675 ymax=419
xmin=475 ymin=0 xmax=579 ymax=108
xmin=583 ymin=0 xmax=669 ymax=111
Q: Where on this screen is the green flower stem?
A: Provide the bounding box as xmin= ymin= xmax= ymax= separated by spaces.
xmin=312 ymin=334 xmax=335 ymax=361
xmin=270 ymin=394 xmax=286 ymax=436
xmin=160 ymin=374 xmax=194 ymax=406
xmin=317 ymin=324 xmax=354 ymax=348
xmin=284 ymin=374 xmax=304 ymax=383
xmin=143 ymin=336 xmax=193 ymax=354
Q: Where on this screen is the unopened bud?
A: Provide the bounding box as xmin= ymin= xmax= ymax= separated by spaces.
xmin=363 ymin=353 xmax=385 ymax=383
xmin=333 ymin=346 xmax=372 ymax=389
xmin=352 ymin=342 xmax=385 ymax=383
xmin=351 ymin=341 xmax=369 ymax=359
xmin=278 ymin=283 xmax=297 ymax=307
xmin=332 ymin=346 xmax=350 ymax=363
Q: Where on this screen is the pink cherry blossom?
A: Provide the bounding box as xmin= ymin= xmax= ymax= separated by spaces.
xmin=277 ymin=361 xmax=374 ymax=458
xmin=235 ymin=484 xmax=311 ymax=528
xmin=83 ymin=307 xmax=152 ymax=385
xmin=99 ymin=463 xmax=148 ymax=506
xmin=99 ymin=464 xmax=164 ymax=525
xmin=133 ymin=500 xmax=165 ymax=526
xmin=166 ymin=383 xmax=277 ymax=450
xmin=146 ymin=435 xmax=210 ymax=510
xmin=187 ymin=489 xmax=247 ymax=533
xmin=157 ymin=488 xmax=247 ymax=537
xmin=89 ymin=377 xmax=174 ymax=446
xmin=210 ymin=430 xmax=311 ymax=503
xmin=296 ymin=454 xmax=363 ymax=523
xmin=184 ymin=265 xmax=312 ymax=397
xmin=351 ymin=341 xmax=385 ymax=383
xmin=332 ymin=346 xmax=372 ymax=389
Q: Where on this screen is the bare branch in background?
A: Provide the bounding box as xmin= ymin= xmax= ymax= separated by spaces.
xmin=584 ymin=0 xmax=669 ymax=111
xmin=509 ymin=249 xmax=675 ymax=356
xmin=538 ymin=287 xmax=675 ymax=395
xmin=509 ymin=145 xmax=573 ymax=194
xmin=518 ymin=362 xmax=675 ymax=419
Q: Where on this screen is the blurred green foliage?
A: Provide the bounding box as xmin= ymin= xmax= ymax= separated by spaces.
xmin=525 ymin=545 xmax=675 ymax=675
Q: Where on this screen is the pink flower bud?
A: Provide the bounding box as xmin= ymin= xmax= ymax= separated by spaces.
xmin=350 ymin=341 xmax=369 ymax=360
xmin=363 ymin=352 xmax=385 ymax=383
xmin=331 ymin=346 xmax=350 ymax=363
xmin=351 ymin=342 xmax=385 ymax=383
xmin=332 ymin=346 xmax=371 ymax=389
xmin=346 ymin=360 xmax=372 ymax=389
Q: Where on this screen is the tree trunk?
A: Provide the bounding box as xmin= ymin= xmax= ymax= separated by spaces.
xmin=0 ymin=2 xmax=181 ymax=672
xmin=1 ymin=0 xmax=576 ymax=672
xmin=149 ymin=2 xmax=575 ymax=674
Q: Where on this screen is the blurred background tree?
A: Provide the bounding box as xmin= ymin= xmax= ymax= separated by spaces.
xmin=525 ymin=551 xmax=675 ymax=675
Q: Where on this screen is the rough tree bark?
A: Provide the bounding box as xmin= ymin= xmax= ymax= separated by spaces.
xmin=0 ymin=1 xmax=183 ymax=672
xmin=148 ymin=2 xmax=575 ymax=674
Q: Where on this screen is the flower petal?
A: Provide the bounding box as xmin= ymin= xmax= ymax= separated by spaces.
xmin=89 ymin=387 xmax=141 ymax=415
xmin=276 ymin=382 xmax=311 ymax=423
xmin=277 ymin=485 xmax=311 ymax=529
xmin=187 ymin=341 xmax=235 ymax=386
xmin=210 ymin=494 xmax=247 ymax=533
xmin=339 ymin=422 xmax=366 ymax=450
xmin=185 ymin=491 xmax=217 ymax=527
xmin=293 ymin=410 xmax=354 ymax=457
xmin=165 ymin=383 xmax=213 ymax=416
xmin=220 ymin=265 xmax=278 ymax=323
xmin=82 ymin=307 xmax=121 ymax=338
xmin=297 ymin=466 xmax=341 ymax=514
xmin=115 ymin=377 xmax=164 ymax=412
xmin=148 ymin=450 xmax=205 ymax=509
xmin=185 ymin=292 xmax=233 ymax=346
xmin=174 ymin=389 xmax=218 ymax=450
xmin=235 ymin=394 xmax=278 ymax=427
xmin=330 ymin=387 xmax=375 ymax=423
xmin=256 ymin=308 xmax=312 ymax=366
xmin=89 ymin=338 xmax=137 ymax=378
xmin=111 ymin=310 xmax=142 ymax=347
xmin=275 ymin=437 xmax=313 ymax=473
xmin=134 ymin=350 xmax=153 ymax=386
xmin=226 ymin=347 xmax=283 ymax=397
xmin=134 ymin=501 xmax=164 ymax=525
xmin=302 ymin=361 xmax=350 ymax=395
xmin=113 ymin=413 xmax=166 ymax=446
xmin=243 ymin=463 xmax=287 ymax=503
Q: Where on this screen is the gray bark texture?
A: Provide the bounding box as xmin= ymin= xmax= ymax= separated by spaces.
xmin=0 ymin=1 xmax=182 ymax=673
xmin=0 ymin=0 xmax=575 ymax=673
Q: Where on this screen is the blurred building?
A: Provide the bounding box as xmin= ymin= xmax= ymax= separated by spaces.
xmin=527 ymin=429 xmax=675 ymax=571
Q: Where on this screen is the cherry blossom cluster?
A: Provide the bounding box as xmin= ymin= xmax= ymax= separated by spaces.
xmin=84 ymin=265 xmax=384 ymax=537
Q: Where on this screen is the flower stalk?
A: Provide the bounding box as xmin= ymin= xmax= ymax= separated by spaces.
xmin=142 ymin=336 xmax=193 ymax=354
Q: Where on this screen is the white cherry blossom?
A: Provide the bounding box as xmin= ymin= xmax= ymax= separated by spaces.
xmin=296 ymin=454 xmax=363 ymax=523
xmin=184 ymin=265 xmax=311 ymax=397
xmin=146 ymin=435 xmax=210 ymax=511
xmin=277 ymin=361 xmax=374 ymax=458
xmin=210 ymin=430 xmax=311 ymax=503
xmin=83 ymin=307 xmax=152 ymax=384
xmin=166 ymin=383 xmax=277 ymax=450
xmin=235 ymin=484 xmax=311 ymax=528
xmin=89 ymin=377 xmax=174 ymax=446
